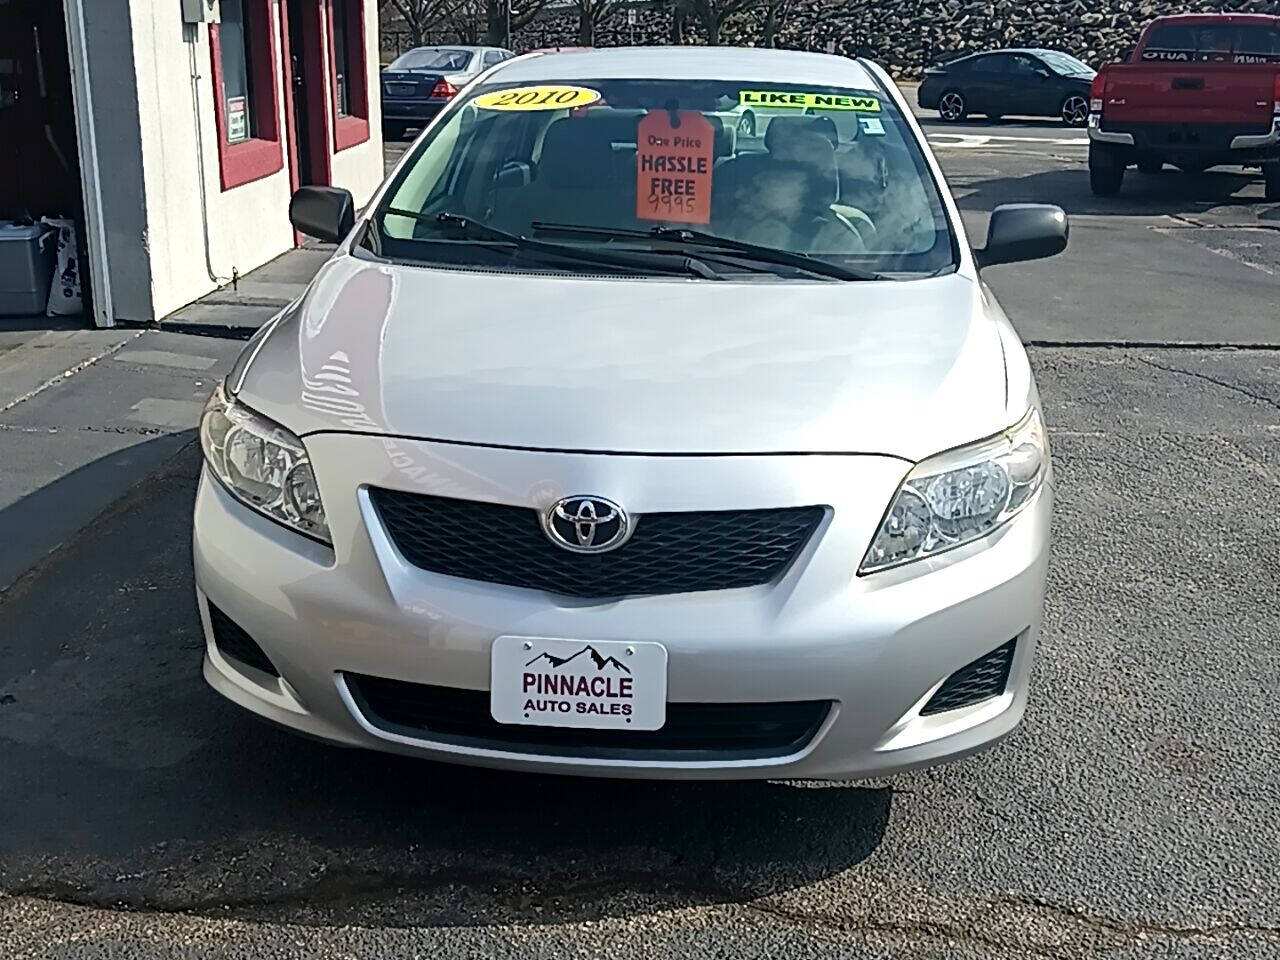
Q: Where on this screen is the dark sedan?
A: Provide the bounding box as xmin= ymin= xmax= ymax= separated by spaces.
xmin=381 ymin=45 xmax=513 ymax=140
xmin=918 ymin=49 xmax=1096 ymax=126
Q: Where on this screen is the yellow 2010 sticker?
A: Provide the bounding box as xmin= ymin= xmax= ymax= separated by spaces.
xmin=739 ymin=90 xmax=881 ymax=112
xmin=473 ymin=85 xmax=602 ymax=111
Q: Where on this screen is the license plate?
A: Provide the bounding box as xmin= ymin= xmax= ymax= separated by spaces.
xmin=490 ymin=636 xmax=667 ymax=731
xmin=385 ymin=82 xmax=416 ymax=97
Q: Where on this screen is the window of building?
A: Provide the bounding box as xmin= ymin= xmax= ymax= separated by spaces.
xmin=209 ymin=0 xmax=283 ymax=189
xmin=329 ymin=0 xmax=369 ymax=150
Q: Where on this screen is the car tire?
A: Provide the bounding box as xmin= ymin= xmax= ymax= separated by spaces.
xmin=1265 ymin=162 xmax=1280 ymax=202
xmin=1061 ymin=94 xmax=1090 ymax=127
xmin=383 ymin=121 xmax=408 ymax=141
xmin=1137 ymin=157 xmax=1163 ymax=175
xmin=1089 ymin=143 xmax=1125 ymax=197
xmin=938 ymin=90 xmax=967 ymax=123
xmin=737 ymin=111 xmax=756 ymax=138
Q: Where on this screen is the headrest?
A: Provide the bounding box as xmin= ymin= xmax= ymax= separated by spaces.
xmin=807 ymin=115 xmax=840 ymax=147
xmin=537 ymin=118 xmax=615 ymax=188
xmin=764 ymin=115 xmax=815 ymax=153
xmin=704 ymin=114 xmax=737 ymax=158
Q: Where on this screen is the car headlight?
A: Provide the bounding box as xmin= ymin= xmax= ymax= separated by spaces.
xmin=859 ymin=407 xmax=1048 ymax=574
xmin=200 ymin=381 xmax=330 ymax=544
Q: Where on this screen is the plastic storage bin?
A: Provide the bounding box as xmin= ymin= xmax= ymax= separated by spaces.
xmin=0 ymin=221 xmax=56 ymax=316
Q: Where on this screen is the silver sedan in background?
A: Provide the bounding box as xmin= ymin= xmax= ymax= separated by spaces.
xmin=196 ymin=47 xmax=1067 ymax=781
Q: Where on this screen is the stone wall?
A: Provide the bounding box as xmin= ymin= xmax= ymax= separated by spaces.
xmin=512 ymin=1 xmax=1280 ymax=78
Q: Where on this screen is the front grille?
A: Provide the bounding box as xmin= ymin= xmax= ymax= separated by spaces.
xmin=345 ymin=673 xmax=831 ymax=761
xmin=369 ymin=489 xmax=825 ymax=600
xmin=921 ymin=639 xmax=1016 ymax=716
xmin=207 ymin=604 xmax=279 ymax=678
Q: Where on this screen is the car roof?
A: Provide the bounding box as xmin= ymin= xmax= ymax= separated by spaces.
xmin=952 ymin=48 xmax=1079 ymax=60
xmin=492 ymin=47 xmax=879 ymax=89
xmin=1144 ymin=12 xmax=1280 ymax=26
xmin=403 ymin=45 xmax=489 ymax=53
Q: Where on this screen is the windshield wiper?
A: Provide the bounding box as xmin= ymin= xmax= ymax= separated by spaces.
xmin=381 ymin=211 xmax=725 ymax=280
xmin=530 ymin=221 xmax=886 ymax=281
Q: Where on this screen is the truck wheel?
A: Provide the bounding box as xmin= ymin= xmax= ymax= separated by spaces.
xmin=382 ymin=121 xmax=408 ymax=141
xmin=1137 ymin=157 xmax=1163 ymax=175
xmin=1089 ymin=144 xmax=1125 ymax=197
xmin=1265 ymin=162 xmax=1280 ymax=202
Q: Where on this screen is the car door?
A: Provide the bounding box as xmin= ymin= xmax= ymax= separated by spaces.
xmin=962 ymin=54 xmax=1011 ymax=115
xmin=1007 ymin=54 xmax=1057 ymax=116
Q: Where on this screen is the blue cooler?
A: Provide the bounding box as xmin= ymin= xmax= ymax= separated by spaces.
xmin=0 ymin=221 xmax=57 ymax=316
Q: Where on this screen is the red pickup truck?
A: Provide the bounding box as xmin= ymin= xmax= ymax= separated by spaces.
xmin=1088 ymin=13 xmax=1280 ymax=198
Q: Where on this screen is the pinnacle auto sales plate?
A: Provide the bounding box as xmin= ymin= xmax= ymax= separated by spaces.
xmin=490 ymin=636 xmax=668 ymax=731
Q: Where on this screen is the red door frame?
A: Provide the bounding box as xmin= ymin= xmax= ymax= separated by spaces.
xmin=278 ymin=0 xmax=333 ymax=245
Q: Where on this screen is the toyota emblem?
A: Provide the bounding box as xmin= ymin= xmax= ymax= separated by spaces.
xmin=542 ymin=496 xmax=632 ymax=553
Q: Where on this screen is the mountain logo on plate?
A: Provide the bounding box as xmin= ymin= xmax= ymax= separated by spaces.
xmin=526 ymin=644 xmax=631 ymax=673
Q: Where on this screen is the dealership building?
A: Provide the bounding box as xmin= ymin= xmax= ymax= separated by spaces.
xmin=0 ymin=0 xmax=384 ymax=326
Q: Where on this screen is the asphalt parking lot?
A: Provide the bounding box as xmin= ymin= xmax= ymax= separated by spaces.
xmin=2 ymin=112 xmax=1279 ymax=959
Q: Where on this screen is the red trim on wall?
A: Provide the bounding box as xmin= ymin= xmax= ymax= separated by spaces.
xmin=208 ymin=4 xmax=284 ymax=191
xmin=328 ymin=0 xmax=370 ymax=152
xmin=301 ymin=0 xmax=333 ymax=185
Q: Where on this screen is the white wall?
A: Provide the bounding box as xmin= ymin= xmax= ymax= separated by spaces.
xmin=127 ymin=0 xmax=384 ymax=322
xmin=326 ymin=0 xmax=385 ymax=206
xmin=131 ymin=0 xmax=294 ymax=320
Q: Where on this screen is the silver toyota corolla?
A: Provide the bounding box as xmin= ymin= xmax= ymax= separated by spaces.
xmin=195 ymin=47 xmax=1066 ymax=780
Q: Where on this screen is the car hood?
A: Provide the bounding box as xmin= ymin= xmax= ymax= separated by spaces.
xmin=234 ymin=255 xmax=1013 ymax=461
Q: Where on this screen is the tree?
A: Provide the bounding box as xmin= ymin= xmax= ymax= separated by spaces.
xmin=676 ymin=0 xmax=765 ymax=45
xmin=484 ymin=0 xmax=554 ymax=47
xmin=385 ymin=0 xmax=482 ymax=46
xmin=759 ymin=0 xmax=788 ymax=48
xmin=570 ymin=0 xmax=621 ymax=45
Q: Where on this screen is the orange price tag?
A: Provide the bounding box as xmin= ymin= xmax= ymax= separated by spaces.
xmin=635 ymin=111 xmax=715 ymax=225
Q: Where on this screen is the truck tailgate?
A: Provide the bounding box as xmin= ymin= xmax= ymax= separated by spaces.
xmin=1102 ymin=64 xmax=1274 ymax=127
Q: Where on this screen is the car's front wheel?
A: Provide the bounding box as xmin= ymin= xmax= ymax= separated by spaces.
xmin=1089 ymin=143 xmax=1125 ymax=196
xmin=938 ymin=90 xmax=967 ymax=122
xmin=1061 ymin=94 xmax=1089 ymax=127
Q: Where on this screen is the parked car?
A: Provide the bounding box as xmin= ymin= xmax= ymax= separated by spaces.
xmin=919 ymin=48 xmax=1096 ymax=125
xmin=197 ymin=47 xmax=1067 ymax=781
xmin=1087 ymin=13 xmax=1280 ymax=198
xmin=380 ymin=45 xmax=513 ymax=140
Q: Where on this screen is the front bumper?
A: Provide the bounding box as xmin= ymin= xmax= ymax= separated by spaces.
xmin=194 ymin=434 xmax=1052 ymax=780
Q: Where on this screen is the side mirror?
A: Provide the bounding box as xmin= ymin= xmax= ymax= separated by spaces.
xmin=289 ymin=186 xmax=355 ymax=243
xmin=1119 ymin=46 xmax=1133 ymax=62
xmin=975 ymin=203 xmax=1069 ymax=269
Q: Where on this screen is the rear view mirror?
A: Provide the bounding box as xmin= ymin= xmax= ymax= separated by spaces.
xmin=289 ymin=186 xmax=355 ymax=244
xmin=975 ymin=204 xmax=1069 ymax=269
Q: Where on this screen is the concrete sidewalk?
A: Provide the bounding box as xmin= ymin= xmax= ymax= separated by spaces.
xmin=159 ymin=242 xmax=333 ymax=338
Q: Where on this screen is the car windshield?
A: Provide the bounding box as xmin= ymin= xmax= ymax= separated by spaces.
xmin=1037 ymin=50 xmax=1095 ymax=76
xmin=372 ymin=77 xmax=956 ymax=279
xmin=389 ymin=48 xmax=473 ymax=72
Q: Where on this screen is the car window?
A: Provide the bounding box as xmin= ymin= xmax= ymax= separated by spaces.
xmin=389 ymin=48 xmax=474 ymax=71
xmin=482 ymin=50 xmax=504 ymax=68
xmin=1142 ymin=24 xmax=1280 ymax=62
xmin=967 ymin=55 xmax=1007 ymax=74
xmin=1037 ymin=50 xmax=1095 ymax=76
xmin=1008 ymin=55 xmax=1041 ymax=76
xmin=374 ymin=78 xmax=956 ymax=278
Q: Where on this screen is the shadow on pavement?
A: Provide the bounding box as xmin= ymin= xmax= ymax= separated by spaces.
xmin=952 ymin=165 xmax=1265 ymax=217
xmin=0 ymin=446 xmax=892 ymax=928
